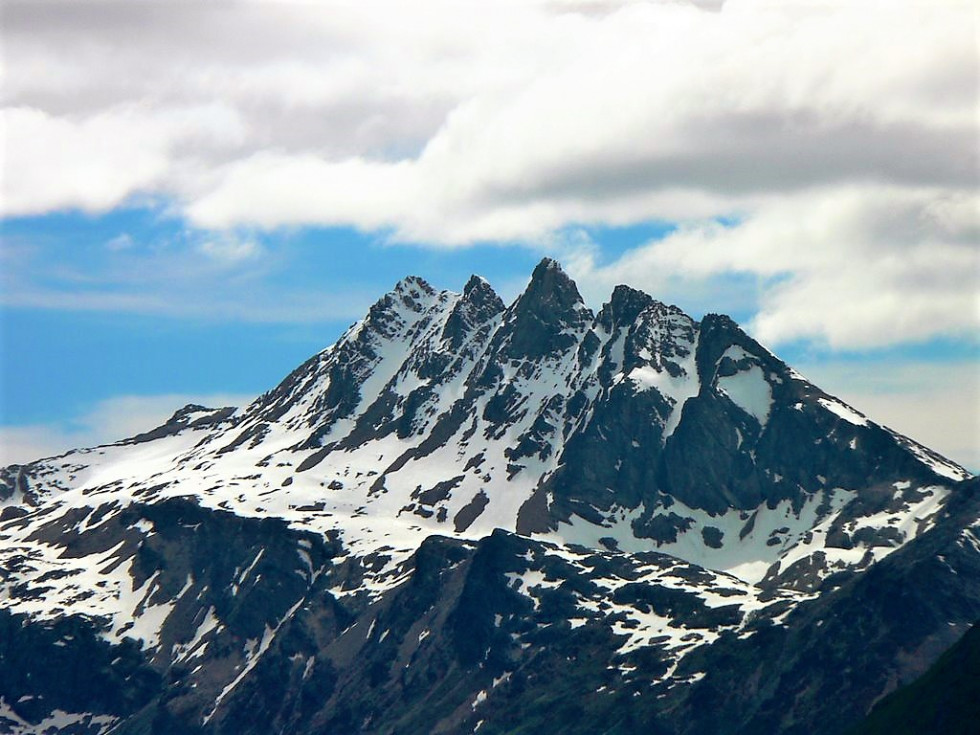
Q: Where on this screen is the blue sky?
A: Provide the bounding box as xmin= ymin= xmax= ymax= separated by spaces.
xmin=0 ymin=207 xmax=533 ymax=421
xmin=2 ymin=0 xmax=977 ymax=469
xmin=0 ymin=208 xmax=682 ymax=423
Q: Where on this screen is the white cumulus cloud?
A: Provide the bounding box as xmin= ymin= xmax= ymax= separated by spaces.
xmin=566 ymin=187 xmax=980 ymax=348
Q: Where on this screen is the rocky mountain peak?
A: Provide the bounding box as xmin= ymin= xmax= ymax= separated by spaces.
xmin=128 ymin=404 xmax=237 ymax=445
xmin=393 ymin=273 xmax=434 ymax=296
xmin=520 ymin=257 xmax=584 ymax=312
xmin=501 ymin=258 xmax=592 ymax=360
xmin=358 ymin=275 xmax=440 ymax=343
xmin=390 ymin=274 xmax=436 ymax=311
xmin=598 ymin=284 xmax=658 ymax=330
xmin=460 ymin=274 xmax=504 ymax=314
xmin=462 ymin=273 xmax=492 ymax=297
xmin=441 ymin=275 xmax=506 ymax=351
xmin=695 ymin=311 xmax=779 ymax=381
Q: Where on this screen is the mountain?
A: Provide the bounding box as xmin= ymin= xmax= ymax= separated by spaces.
xmin=847 ymin=621 xmax=980 ymax=735
xmin=0 ymin=258 xmax=975 ymax=734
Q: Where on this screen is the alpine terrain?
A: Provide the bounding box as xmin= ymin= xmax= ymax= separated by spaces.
xmin=1 ymin=258 xmax=976 ymax=735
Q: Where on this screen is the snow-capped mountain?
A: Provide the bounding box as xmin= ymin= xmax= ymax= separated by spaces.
xmin=1 ymin=259 xmax=976 ymax=734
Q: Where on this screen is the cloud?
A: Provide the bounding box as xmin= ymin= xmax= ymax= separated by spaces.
xmin=197 ymin=234 xmax=263 ymax=263
xmin=1 ymin=103 xmax=245 ymax=217
xmin=0 ymin=393 xmax=254 ymax=466
xmin=2 ymin=0 xmax=977 ymax=346
xmin=105 ymin=233 xmax=134 ymax=251
xmin=2 ymin=106 xmax=172 ymax=216
xmin=5 ymin=1 xmax=974 ymax=229
xmin=565 ymin=187 xmax=980 ymax=349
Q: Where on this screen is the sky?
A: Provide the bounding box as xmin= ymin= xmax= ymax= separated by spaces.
xmin=1 ymin=0 xmax=978 ymax=470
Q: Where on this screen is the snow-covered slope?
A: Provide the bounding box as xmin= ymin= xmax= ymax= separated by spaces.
xmin=0 ymin=259 xmax=975 ymax=734
xmin=4 ymin=260 xmax=965 ymax=584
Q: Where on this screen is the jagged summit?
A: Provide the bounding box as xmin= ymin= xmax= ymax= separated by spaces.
xmin=368 ymin=274 xmax=438 ymax=320
xmin=501 ymin=257 xmax=592 ymax=360
xmin=521 ymin=256 xmax=586 ymax=311
xmin=597 ymin=283 xmax=674 ymax=331
xmin=442 ymin=275 xmax=505 ymax=352
xmin=0 ymin=259 xmax=975 ymax=734
xmin=392 ymin=273 xmax=434 ymax=294
xmin=462 ymin=272 xmax=493 ymax=295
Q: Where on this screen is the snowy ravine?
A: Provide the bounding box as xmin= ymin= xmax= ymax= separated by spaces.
xmin=1 ymin=259 xmax=977 ymax=735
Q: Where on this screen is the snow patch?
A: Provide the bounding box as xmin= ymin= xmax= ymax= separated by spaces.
xmin=717 ymin=366 xmax=772 ymax=426
xmin=818 ymin=398 xmax=868 ymax=426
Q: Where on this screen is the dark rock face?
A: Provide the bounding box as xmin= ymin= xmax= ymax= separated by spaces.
xmin=0 ymin=259 xmax=975 ymax=735
xmin=661 ymin=478 xmax=980 ymax=735
xmin=128 ymin=406 xmax=238 ymax=445
xmin=0 ymin=496 xmax=346 ymax=733
xmin=545 ymin=380 xmax=671 ymax=518
xmin=848 ymin=621 xmax=980 ymax=735
xmin=442 ymin=275 xmax=506 ymax=353
xmin=500 ymin=258 xmax=592 ymax=361
xmin=66 ymin=484 xmax=977 ymax=735
xmin=0 ymin=610 xmax=159 ymax=728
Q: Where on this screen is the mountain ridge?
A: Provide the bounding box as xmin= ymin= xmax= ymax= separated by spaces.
xmin=0 ymin=258 xmax=974 ymax=734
